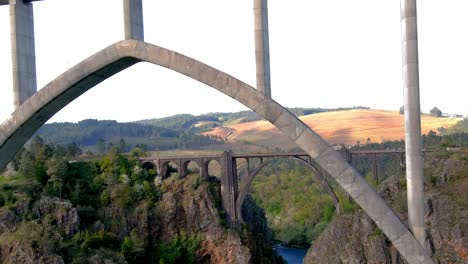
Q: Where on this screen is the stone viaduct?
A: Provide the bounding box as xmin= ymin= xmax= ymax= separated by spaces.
xmin=139 ymin=151 xmax=342 ymax=225
xmin=139 ymin=148 xmax=426 ymax=225
xmin=0 ymin=0 xmax=433 ymax=262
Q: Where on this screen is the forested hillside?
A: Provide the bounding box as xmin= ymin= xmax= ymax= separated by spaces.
xmin=36 ymin=107 xmax=371 ymax=153
xmin=250 ymin=129 xmax=467 ymax=249
xmin=0 ymin=139 xmax=282 ymax=263
xmin=37 ymin=119 xmax=224 ymax=152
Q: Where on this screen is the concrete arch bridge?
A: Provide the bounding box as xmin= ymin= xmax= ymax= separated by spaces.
xmin=0 ymin=0 xmax=433 ymax=262
xmin=0 ymin=39 xmax=432 ymax=258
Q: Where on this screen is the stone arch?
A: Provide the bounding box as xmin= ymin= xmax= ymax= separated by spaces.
xmin=203 ymin=159 xmax=221 ymax=178
xmin=235 ymin=156 xmax=340 ymax=223
xmin=159 ymin=160 xmax=179 ymax=179
xmin=180 ymin=159 xmax=201 ymax=178
xmin=0 ymin=40 xmax=432 ymax=262
xmin=142 ymin=161 xmax=156 ymax=171
xmin=235 ymin=157 xmax=250 ymax=180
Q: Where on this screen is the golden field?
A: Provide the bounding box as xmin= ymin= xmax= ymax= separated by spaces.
xmin=203 ymin=109 xmax=461 ymax=148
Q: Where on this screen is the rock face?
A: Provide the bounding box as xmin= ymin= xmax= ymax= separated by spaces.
xmin=0 ymin=175 xmax=279 ymax=263
xmin=148 ymin=176 xmax=281 ymax=263
xmin=0 ymin=241 xmax=64 ymax=264
xmin=0 ymin=198 xmax=78 ymax=264
xmin=303 ymin=213 xmax=391 ymax=264
xmin=304 ymin=157 xmax=468 ymax=264
xmin=32 ymin=197 xmax=80 ymax=238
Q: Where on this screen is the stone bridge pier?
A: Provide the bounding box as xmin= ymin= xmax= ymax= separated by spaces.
xmin=139 ymin=152 xmax=240 ymax=226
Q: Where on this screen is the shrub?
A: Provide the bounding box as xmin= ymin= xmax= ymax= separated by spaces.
xmin=155 ymin=232 xmax=201 ymax=264
xmin=121 ymin=230 xmax=145 ymax=264
xmin=74 ymin=230 xmax=119 ymax=253
xmin=111 ymin=184 xmax=137 ymax=208
xmin=191 ymin=175 xmax=202 ymax=190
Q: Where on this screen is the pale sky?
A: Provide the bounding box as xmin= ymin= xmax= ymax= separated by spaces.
xmin=0 ymin=0 xmax=467 ymax=123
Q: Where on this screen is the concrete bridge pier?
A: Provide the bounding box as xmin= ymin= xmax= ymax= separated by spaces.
xmin=399 ymin=152 xmax=406 ymax=171
xmin=371 ymin=153 xmax=378 ymax=185
xmin=400 ymin=0 xmax=429 ymax=252
xmin=220 ymin=151 xmax=239 ymax=226
xmin=253 ymin=0 xmax=271 ymax=98
xmin=200 ymin=161 xmax=209 ymax=179
xmin=9 ymin=0 xmax=38 ymax=108
xmin=123 ymin=0 xmax=144 ymax=40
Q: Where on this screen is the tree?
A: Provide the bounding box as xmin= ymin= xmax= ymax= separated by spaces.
xmin=119 ymin=138 xmax=127 ymax=153
xmin=46 ymin=156 xmax=69 ymax=199
xmin=97 ymin=138 xmax=106 ymax=155
xmin=430 ymin=106 xmax=442 ymax=117
xmin=440 ymin=135 xmax=455 ymax=147
xmin=29 ymin=135 xmax=44 ymax=156
xmin=399 ymin=106 xmax=404 ymax=115
xmin=19 ymin=151 xmax=35 ymax=180
xmin=121 ymin=230 xmax=145 ymax=263
xmin=54 ymin=144 xmax=67 ymax=157
xmin=67 ymin=142 xmax=82 ymax=157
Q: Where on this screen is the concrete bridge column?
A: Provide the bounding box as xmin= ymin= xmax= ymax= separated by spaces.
xmin=253 ymin=0 xmax=271 ymax=98
xmin=220 ymin=151 xmax=238 ymax=226
xmin=158 ymin=161 xmax=168 ymax=179
xmin=372 ymin=153 xmax=378 ymax=185
xmin=123 ymin=0 xmax=144 ymax=40
xmin=200 ymin=159 xmax=209 ymax=179
xmin=10 ymin=0 xmax=37 ymax=108
xmin=179 ymin=161 xmax=188 ymax=178
xmin=399 ymin=152 xmax=406 ymax=171
xmin=400 ymin=0 xmax=428 ymax=251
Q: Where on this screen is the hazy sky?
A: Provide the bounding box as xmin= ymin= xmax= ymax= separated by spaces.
xmin=0 ymin=0 xmax=467 ymax=123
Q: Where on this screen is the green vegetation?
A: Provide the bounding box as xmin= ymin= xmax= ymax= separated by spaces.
xmin=251 ymin=131 xmax=466 ymax=247
xmin=0 ymin=136 xmax=202 ymax=263
xmin=153 ymin=232 xmax=201 ymax=264
xmin=37 ymin=119 xmax=224 ymax=152
xmin=251 ymin=163 xmax=336 ymax=246
xmin=36 ymin=107 xmax=371 ymax=153
xmin=446 ymin=118 xmax=468 ymax=134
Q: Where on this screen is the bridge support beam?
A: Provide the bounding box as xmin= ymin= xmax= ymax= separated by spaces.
xmin=123 ymin=0 xmax=144 ymax=40
xmin=10 ymin=0 xmax=37 ymax=108
xmin=400 ymin=0 xmax=428 ymax=252
xmin=253 ymin=0 xmax=271 ymax=98
xmin=372 ymin=153 xmax=378 ymax=185
xmin=220 ymin=151 xmax=238 ymax=227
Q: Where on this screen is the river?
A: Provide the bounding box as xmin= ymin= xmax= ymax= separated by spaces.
xmin=274 ymin=245 xmax=308 ymax=264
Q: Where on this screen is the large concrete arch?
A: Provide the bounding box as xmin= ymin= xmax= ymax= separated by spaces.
xmin=235 ymin=156 xmax=341 ymax=223
xmin=0 ymin=40 xmax=432 ymax=263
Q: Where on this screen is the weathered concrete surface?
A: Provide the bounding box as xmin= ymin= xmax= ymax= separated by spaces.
xmin=253 ymin=0 xmax=271 ymax=98
xmin=0 ymin=40 xmax=433 ymax=263
xmin=10 ymin=0 xmax=37 ymax=108
xmin=401 ymin=0 xmax=428 ymax=251
xmin=0 ymin=0 xmax=43 ymax=5
xmin=123 ymin=0 xmax=144 ymax=40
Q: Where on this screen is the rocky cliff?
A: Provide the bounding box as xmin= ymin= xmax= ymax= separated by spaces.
xmin=0 ymin=175 xmax=280 ymax=263
xmin=304 ymin=155 xmax=468 ymax=264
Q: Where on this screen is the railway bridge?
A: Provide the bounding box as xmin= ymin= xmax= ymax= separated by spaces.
xmin=139 ymin=148 xmax=417 ymax=225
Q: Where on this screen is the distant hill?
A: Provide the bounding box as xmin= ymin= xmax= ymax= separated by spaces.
xmin=203 ymin=109 xmax=461 ymax=149
xmin=36 ymin=108 xmax=459 ymax=152
xmin=36 ymin=119 xmax=223 ymax=151
xmin=135 ymin=106 xmax=370 ymax=130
